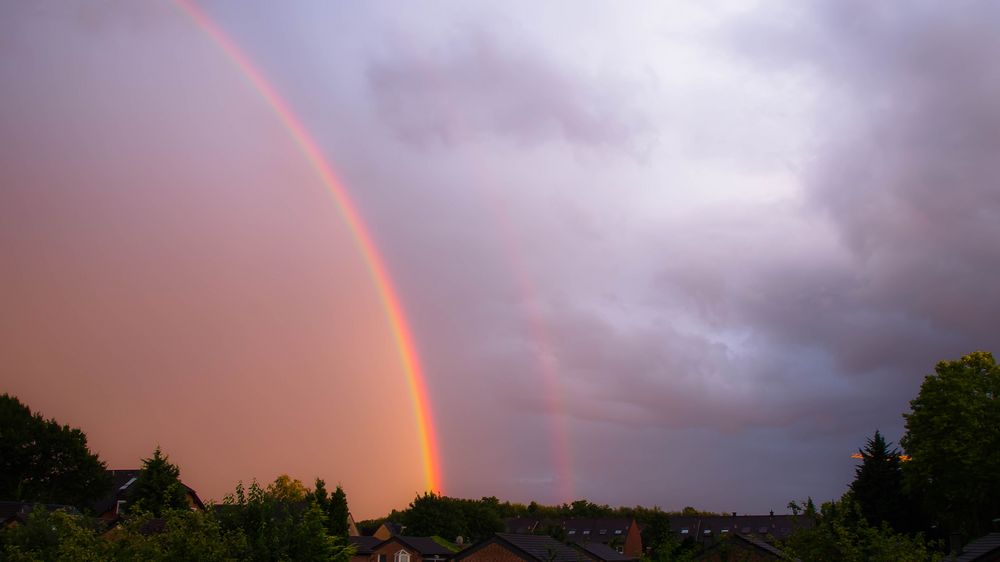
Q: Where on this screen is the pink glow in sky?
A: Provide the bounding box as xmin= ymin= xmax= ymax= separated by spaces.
xmin=3 ymin=1 xmax=1000 ymax=518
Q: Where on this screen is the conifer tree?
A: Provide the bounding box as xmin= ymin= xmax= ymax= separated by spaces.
xmin=849 ymin=430 xmax=908 ymax=531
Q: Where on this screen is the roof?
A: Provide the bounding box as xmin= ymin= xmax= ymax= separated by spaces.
xmin=350 ymin=535 xmax=383 ymax=555
xmin=92 ymin=469 xmax=205 ymax=516
xmin=505 ymin=517 xmax=542 ymax=534
xmin=573 ymin=541 xmax=637 ymax=561
xmin=0 ymin=502 xmax=80 ymax=525
xmin=669 ymin=514 xmax=809 ymax=542
xmin=956 ymin=533 xmax=1000 ymax=562
xmin=563 ymin=519 xmax=634 ymax=544
xmin=456 ymin=533 xmax=590 ymax=562
xmin=383 ymin=535 xmax=459 ymax=557
xmin=695 ymin=534 xmax=797 ymax=561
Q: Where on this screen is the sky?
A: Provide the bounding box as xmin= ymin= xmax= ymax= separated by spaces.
xmin=2 ymin=1 xmax=999 ymax=520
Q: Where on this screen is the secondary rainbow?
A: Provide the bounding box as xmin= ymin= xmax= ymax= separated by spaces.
xmin=176 ymin=0 xmax=442 ymax=493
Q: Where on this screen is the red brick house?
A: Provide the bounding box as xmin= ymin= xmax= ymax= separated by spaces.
xmin=454 ymin=533 xmax=589 ymax=562
xmin=369 ymin=535 xmax=458 ymax=562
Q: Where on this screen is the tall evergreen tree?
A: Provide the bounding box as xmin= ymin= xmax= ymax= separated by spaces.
xmin=849 ymin=430 xmax=909 ymax=531
xmin=130 ymin=447 xmax=189 ymax=517
xmin=310 ymin=479 xmax=350 ymax=538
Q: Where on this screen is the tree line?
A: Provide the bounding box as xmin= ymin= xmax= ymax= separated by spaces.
xmin=0 ymin=393 xmax=352 ymax=561
xmin=2 ymin=350 xmax=997 ymax=561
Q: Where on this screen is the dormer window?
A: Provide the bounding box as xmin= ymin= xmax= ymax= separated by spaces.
xmin=394 ymin=550 xmax=410 ymax=562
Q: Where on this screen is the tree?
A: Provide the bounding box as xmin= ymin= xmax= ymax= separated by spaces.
xmin=781 ymin=497 xmax=940 ymax=562
xmin=0 ymin=394 xmax=110 ymax=508
xmin=900 ymin=351 xmax=1000 ymax=537
xmin=130 ymin=447 xmax=189 ymax=517
xmin=267 ymin=474 xmax=309 ymax=503
xmin=310 ymin=479 xmax=350 ymax=538
xmin=218 ymin=478 xmax=352 ymax=562
xmin=850 ymin=430 xmax=909 ymax=532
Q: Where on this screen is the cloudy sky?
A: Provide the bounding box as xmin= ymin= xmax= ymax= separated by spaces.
xmin=3 ymin=1 xmax=999 ymax=518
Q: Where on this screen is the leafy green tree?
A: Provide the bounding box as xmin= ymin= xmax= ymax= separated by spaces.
xmin=0 ymin=394 xmax=110 ymax=508
xmin=850 ymin=430 xmax=910 ymax=532
xmin=900 ymin=351 xmax=1000 ymax=537
xmin=0 ymin=505 xmax=110 ymax=561
xmin=267 ymin=474 xmax=309 ymax=503
xmin=218 ymin=478 xmax=352 ymax=562
xmin=129 ymin=447 xmax=189 ymax=517
xmin=781 ymin=497 xmax=940 ymax=562
xmin=110 ymin=508 xmax=247 ymax=562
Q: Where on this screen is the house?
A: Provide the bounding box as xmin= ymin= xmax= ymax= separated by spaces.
xmin=668 ymin=513 xmax=809 ymax=546
xmin=454 ymin=533 xmax=590 ymax=562
xmin=369 ymin=535 xmax=459 ymax=562
xmin=562 ymin=518 xmax=642 ymax=558
xmin=693 ymin=533 xmax=797 ymax=562
xmin=572 ymin=541 xmax=639 ymax=562
xmin=92 ymin=469 xmax=205 ymax=522
xmin=374 ymin=521 xmax=406 ymax=540
xmin=952 ymin=533 xmax=1000 ymax=562
xmin=504 ymin=518 xmax=542 ymax=534
xmin=350 ymin=535 xmax=384 ymax=562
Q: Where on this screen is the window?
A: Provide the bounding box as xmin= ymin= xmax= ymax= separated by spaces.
xmin=395 ymin=550 xmax=410 ymax=562
xmin=379 ymin=555 xmax=387 ymax=562
xmin=680 ymin=528 xmax=689 ymax=535
xmin=614 ymin=530 xmax=622 ymax=535
xmin=568 ymin=530 xmax=576 ymax=535
xmin=599 ymin=529 xmax=607 ymax=535
xmin=115 ymin=500 xmax=127 ymax=514
xmin=582 ymin=530 xmax=590 ymax=535
xmin=720 ymin=529 xmax=729 ymax=534
xmin=616 ymin=547 xmax=623 ymax=554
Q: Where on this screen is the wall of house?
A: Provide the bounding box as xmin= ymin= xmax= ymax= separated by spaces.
xmin=457 ymin=542 xmax=529 ymax=562
xmin=624 ymin=524 xmax=642 ymax=558
xmin=371 ymin=540 xmax=422 ymax=562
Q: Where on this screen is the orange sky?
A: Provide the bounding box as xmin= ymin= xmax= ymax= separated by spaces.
xmin=0 ymin=3 xmax=429 ymax=518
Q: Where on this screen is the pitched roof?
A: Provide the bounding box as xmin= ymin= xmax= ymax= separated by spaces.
xmin=0 ymin=502 xmax=80 ymax=525
xmin=572 ymin=541 xmax=636 ymax=561
xmin=386 ymin=535 xmax=459 ymax=557
xmin=505 ymin=517 xmax=542 ymax=534
xmin=92 ymin=469 xmax=204 ymax=516
xmin=563 ymin=519 xmax=634 ymax=544
xmin=480 ymin=533 xmax=591 ymax=562
xmin=669 ymin=514 xmax=808 ymax=542
xmin=955 ymin=533 xmax=1000 ymax=562
xmin=350 ymin=535 xmax=383 ymax=555
xmin=694 ymin=534 xmax=797 ymax=561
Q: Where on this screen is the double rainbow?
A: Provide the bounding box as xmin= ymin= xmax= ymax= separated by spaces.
xmin=177 ymin=0 xmax=441 ymax=493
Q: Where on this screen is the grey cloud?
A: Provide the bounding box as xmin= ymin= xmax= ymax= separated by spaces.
xmin=366 ymin=32 xmax=649 ymax=150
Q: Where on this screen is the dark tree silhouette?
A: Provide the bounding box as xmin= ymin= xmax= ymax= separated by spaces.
xmin=849 ymin=430 xmax=908 ymax=531
xmin=0 ymin=394 xmax=110 ymax=507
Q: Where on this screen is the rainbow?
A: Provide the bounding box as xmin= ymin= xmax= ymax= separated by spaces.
xmin=176 ymin=0 xmax=441 ymax=493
